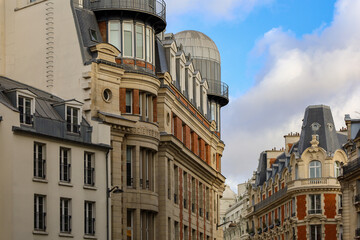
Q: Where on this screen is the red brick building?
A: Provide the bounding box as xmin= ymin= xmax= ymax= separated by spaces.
xmin=245 ymin=105 xmax=347 ymax=240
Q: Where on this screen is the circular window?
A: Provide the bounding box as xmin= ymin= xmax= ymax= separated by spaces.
xmin=103 ymin=89 xmax=112 ymax=102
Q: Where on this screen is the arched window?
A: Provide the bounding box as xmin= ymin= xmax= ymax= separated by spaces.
xmin=295 ymin=164 xmax=299 ymax=180
xmin=334 ymin=161 xmax=341 ymax=177
xmin=309 ymin=161 xmax=321 ymax=178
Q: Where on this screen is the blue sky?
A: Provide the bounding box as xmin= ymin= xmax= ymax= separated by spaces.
xmin=166 ymin=0 xmax=337 ymax=97
xmin=165 ymin=0 xmax=360 ymax=191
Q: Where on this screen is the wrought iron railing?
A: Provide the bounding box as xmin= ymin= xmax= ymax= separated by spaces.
xmin=207 ymin=80 xmax=229 ymax=100
xmin=79 ymin=0 xmax=166 ymax=23
xmin=308 ymin=209 xmax=322 ymax=214
xmin=254 ymin=186 xmax=287 ymax=212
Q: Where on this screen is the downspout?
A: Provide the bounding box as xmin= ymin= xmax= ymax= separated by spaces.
xmin=106 ymin=149 xmax=110 ymax=240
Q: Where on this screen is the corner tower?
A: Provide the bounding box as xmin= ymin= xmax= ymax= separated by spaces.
xmin=174 ymin=30 xmax=228 ymax=132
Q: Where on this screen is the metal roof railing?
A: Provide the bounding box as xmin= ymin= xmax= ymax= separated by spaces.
xmin=253 ymin=186 xmax=287 ymax=212
xmin=80 ymin=0 xmax=166 ymax=23
xmin=207 ymin=80 xmax=229 ymax=101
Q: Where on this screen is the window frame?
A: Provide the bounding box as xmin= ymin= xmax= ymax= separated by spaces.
xmin=126 ymin=90 xmax=133 ymax=114
xmin=60 ymin=198 xmax=72 ymax=233
xmin=123 ymin=22 xmax=134 ymax=58
xmin=309 ymin=160 xmax=322 ymax=178
xmin=60 ymin=147 xmax=71 ymax=183
xmin=309 ymin=194 xmax=322 ymax=214
xmin=310 ymin=225 xmax=322 ymax=240
xmin=34 ymin=142 xmax=46 ymax=179
xmin=17 ymin=93 xmax=35 ymax=125
xmin=145 ymin=27 xmax=153 ymax=63
xmin=34 ymin=194 xmax=46 ymax=231
xmin=126 ymin=146 xmax=134 ymax=187
xmin=108 ymin=20 xmax=121 ymax=51
xmin=135 ymin=24 xmax=145 ymax=60
xmin=84 ymin=201 xmax=96 ymax=236
xmin=84 ymin=152 xmax=95 ymax=186
xmin=66 ymin=105 xmax=80 ymax=134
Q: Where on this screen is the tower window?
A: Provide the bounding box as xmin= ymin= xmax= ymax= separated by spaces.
xmin=135 ymin=25 xmax=144 ymax=59
xmin=123 ymin=22 xmax=133 ymax=57
xmin=109 ymin=21 xmax=121 ymax=50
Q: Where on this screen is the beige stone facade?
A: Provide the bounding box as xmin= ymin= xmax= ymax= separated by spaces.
xmin=0 ymin=0 xmax=229 ymax=239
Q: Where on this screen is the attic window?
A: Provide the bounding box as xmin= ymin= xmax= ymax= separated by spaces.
xmin=18 ymin=95 xmax=34 ymax=125
xmin=89 ymin=29 xmax=99 ymax=42
xmin=66 ymin=106 xmax=80 ymax=134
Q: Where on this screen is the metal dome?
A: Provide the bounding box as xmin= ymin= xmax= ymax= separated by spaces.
xmin=174 ymin=30 xmax=221 ymax=64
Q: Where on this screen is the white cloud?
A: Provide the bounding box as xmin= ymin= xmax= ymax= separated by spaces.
xmin=165 ymin=0 xmax=273 ymax=22
xmin=222 ymin=0 xmax=360 ymax=185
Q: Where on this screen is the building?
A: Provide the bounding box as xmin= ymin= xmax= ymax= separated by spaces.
xmin=338 ymin=114 xmax=360 ymax=239
xmin=0 ymin=76 xmax=110 ymax=239
xmin=246 ymin=105 xmax=347 ymax=240
xmin=223 ymin=183 xmax=251 ymax=240
xmin=0 ymin=0 xmax=229 ymax=239
xmin=220 ymin=185 xmax=237 ymax=222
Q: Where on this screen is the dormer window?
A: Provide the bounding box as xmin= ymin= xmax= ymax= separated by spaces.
xmin=66 ymin=106 xmax=80 ymax=133
xmin=18 ymin=95 xmax=34 ymax=125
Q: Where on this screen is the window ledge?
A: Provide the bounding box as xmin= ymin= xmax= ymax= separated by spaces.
xmin=33 ymin=178 xmax=48 ymax=183
xmin=84 ymin=185 xmax=97 ymax=191
xmin=84 ymin=235 xmax=97 ymax=239
xmin=33 ymin=230 xmax=48 ymax=235
xmin=59 ymin=181 xmax=73 ymax=187
xmin=59 ymin=233 xmax=74 ymax=238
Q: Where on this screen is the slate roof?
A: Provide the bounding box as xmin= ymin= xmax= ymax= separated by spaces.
xmin=254 ymin=105 xmax=347 ymax=187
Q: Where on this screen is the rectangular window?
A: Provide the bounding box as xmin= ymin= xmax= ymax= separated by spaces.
xmin=206 ymin=187 xmax=210 ymax=220
xmin=174 ymin=165 xmax=178 ymax=204
xmin=123 ymin=22 xmax=133 ymax=57
xmin=146 ymin=28 xmax=152 ymax=62
xmin=60 ymin=148 xmax=71 ymax=182
xmin=126 ymin=91 xmax=132 ymax=113
xmin=192 ymin=177 xmax=196 ymax=212
xmin=139 ymin=93 xmax=143 ymax=117
xmin=309 ymin=194 xmax=321 ymax=214
xmin=184 ymin=172 xmax=188 ymax=209
xmin=60 ymin=198 xmax=71 ymax=233
xmin=18 ymin=96 xmax=33 ymax=125
xmin=109 ymin=21 xmax=121 ymax=50
xmin=84 ymin=201 xmax=95 ymax=235
xmin=136 ymin=25 xmax=144 ymax=59
xmin=310 ymin=225 xmax=321 ymax=240
xmin=140 ymin=211 xmax=154 ymax=240
xmin=292 ymin=198 xmax=296 ymax=216
xmin=127 ymin=146 xmax=133 ymax=187
xmin=184 ymin=225 xmax=189 ymax=240
xmin=140 ymin=149 xmax=153 ymax=190
xmin=199 ymin=183 xmax=203 ymax=217
xmin=66 ymin=106 xmax=80 ymax=133
xmin=34 ymin=142 xmax=46 ymax=179
xmin=174 ymin=221 xmax=179 ymax=240
xmin=145 ymin=94 xmax=149 ymax=120
xmin=168 ymin=159 xmax=171 ymax=200
xmin=127 ymin=209 xmax=134 ymax=240
xmin=84 ymin=152 xmax=95 ymax=186
xmin=34 ymin=194 xmax=46 ymax=231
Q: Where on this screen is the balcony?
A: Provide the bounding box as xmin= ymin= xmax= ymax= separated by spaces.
xmin=254 ymin=187 xmax=287 ymax=212
xmin=80 ymin=0 xmax=166 ymax=33
xmin=308 ymin=209 xmax=322 ymax=215
xmin=207 ymin=80 xmax=229 ymax=106
xmin=288 ymin=177 xmax=339 ymax=189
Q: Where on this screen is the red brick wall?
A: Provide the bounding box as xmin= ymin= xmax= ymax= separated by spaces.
xmin=297 ymin=225 xmax=307 ymax=240
xmin=275 ymin=186 xmax=278 ymax=193
xmin=133 ymin=89 xmax=139 ymax=115
xmin=192 ymin=132 xmax=198 ymax=154
xmin=152 ymin=97 xmax=157 ymax=122
xmin=199 ymin=139 xmax=205 ymax=160
xmin=281 ymin=182 xmax=285 ymax=189
xmin=174 ymin=116 xmax=183 ymax=141
xmin=325 ymin=224 xmax=337 ymax=240
xmin=184 ymin=125 xmax=191 ymax=149
xmin=297 ymin=195 xmax=307 ymax=220
xmin=98 ymin=21 xmax=107 ymax=42
xmin=206 ymin=144 xmax=211 ymax=164
xmin=119 ymin=88 xmax=126 ymax=113
xmin=324 ymin=194 xmax=336 ymax=219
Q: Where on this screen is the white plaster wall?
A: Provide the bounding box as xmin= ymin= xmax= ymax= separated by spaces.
xmin=0 ymin=103 xmax=108 ymax=240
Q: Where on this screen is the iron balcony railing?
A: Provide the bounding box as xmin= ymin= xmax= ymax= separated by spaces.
xmin=342 ymin=157 xmax=360 ymax=176
xmin=254 ymin=186 xmax=287 ymax=212
xmin=81 ymin=0 xmax=166 ymax=23
xmin=207 ymin=80 xmax=229 ymax=100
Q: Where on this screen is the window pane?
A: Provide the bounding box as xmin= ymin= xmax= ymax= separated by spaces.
xmin=124 ymin=23 xmax=133 ymax=57
xmin=136 ymin=25 xmax=143 ymax=59
xmin=109 ymin=21 xmax=121 ymax=50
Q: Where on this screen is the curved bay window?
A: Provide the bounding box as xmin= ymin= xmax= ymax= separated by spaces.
xmin=108 ymin=21 xmax=154 ymax=64
xmin=309 ymin=160 xmax=321 ymax=178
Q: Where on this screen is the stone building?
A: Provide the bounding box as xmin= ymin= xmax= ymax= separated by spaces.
xmin=245 ymin=105 xmax=347 ymax=240
xmin=338 ymin=114 xmax=360 ymax=239
xmin=0 ymin=76 xmax=110 ymax=239
xmin=0 ymin=0 xmax=229 ymax=239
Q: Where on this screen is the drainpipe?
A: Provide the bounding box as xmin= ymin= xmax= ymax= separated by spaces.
xmin=106 ymin=149 xmax=110 ymax=240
